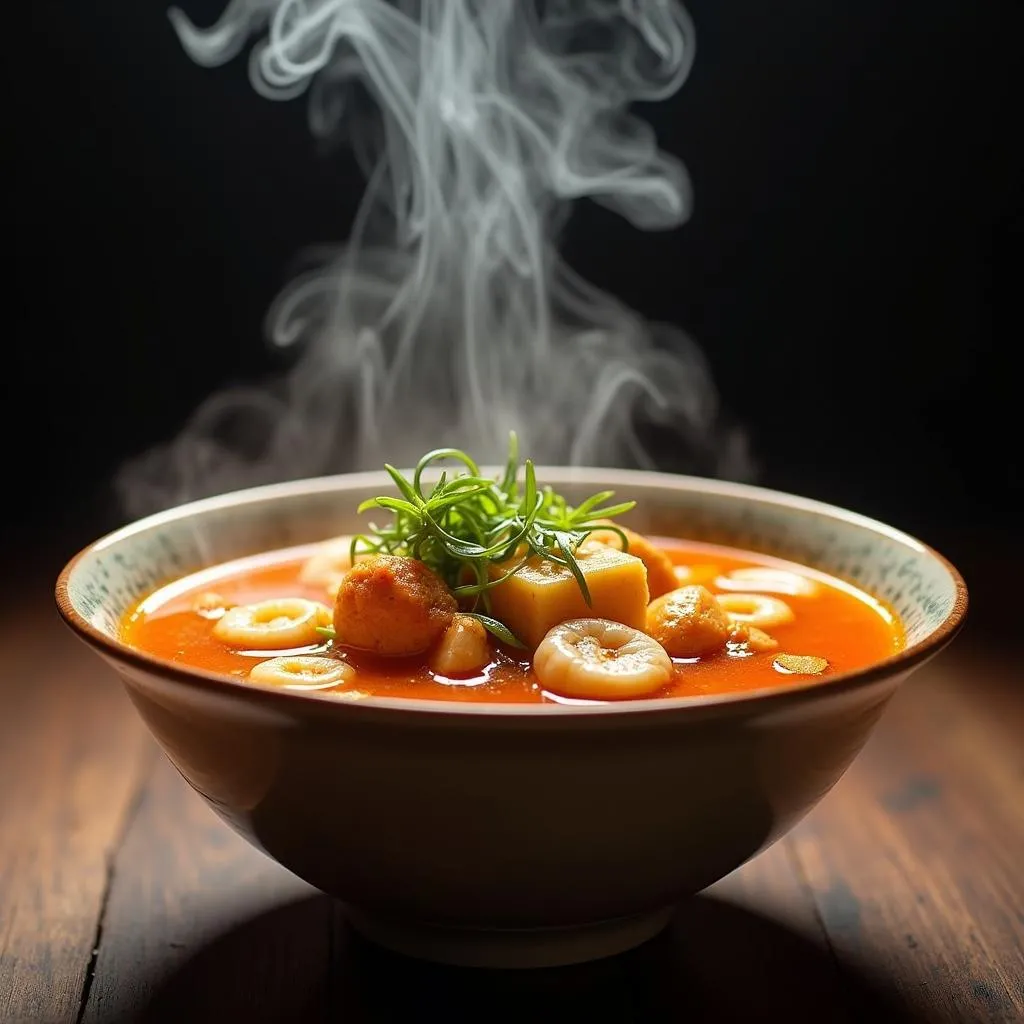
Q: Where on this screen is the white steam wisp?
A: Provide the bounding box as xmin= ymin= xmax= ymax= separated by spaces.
xmin=117 ymin=0 xmax=748 ymax=516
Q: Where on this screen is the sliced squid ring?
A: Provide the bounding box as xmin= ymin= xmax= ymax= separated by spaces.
xmin=717 ymin=593 xmax=795 ymax=630
xmin=249 ymin=654 xmax=354 ymax=689
xmin=533 ymin=618 xmax=673 ymax=701
xmin=213 ymin=598 xmax=332 ymax=650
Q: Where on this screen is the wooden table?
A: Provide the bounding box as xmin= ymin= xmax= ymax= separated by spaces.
xmin=1 ymin=563 xmax=1021 ymax=1024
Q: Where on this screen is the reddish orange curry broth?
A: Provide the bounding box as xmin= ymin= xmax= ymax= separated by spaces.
xmin=121 ymin=538 xmax=903 ymax=704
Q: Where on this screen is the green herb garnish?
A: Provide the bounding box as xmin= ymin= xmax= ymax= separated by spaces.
xmin=461 ymin=612 xmax=525 ymax=649
xmin=347 ymin=433 xmax=635 ymax=642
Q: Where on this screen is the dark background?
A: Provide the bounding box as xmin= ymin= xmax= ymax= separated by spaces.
xmin=9 ymin=1 xmax=1021 ymax=606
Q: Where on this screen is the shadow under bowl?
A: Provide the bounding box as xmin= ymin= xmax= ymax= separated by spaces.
xmin=56 ymin=469 xmax=967 ymax=968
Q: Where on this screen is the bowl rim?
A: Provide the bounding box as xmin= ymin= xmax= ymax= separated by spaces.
xmin=55 ymin=468 xmax=969 ymax=720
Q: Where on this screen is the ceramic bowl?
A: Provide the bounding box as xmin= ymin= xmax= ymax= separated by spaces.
xmin=56 ymin=470 xmax=967 ymax=968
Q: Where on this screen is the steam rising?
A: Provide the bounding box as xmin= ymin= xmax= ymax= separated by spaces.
xmin=118 ymin=0 xmax=748 ymax=516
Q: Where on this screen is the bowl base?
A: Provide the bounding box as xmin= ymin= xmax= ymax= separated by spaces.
xmin=344 ymin=905 xmax=676 ymax=969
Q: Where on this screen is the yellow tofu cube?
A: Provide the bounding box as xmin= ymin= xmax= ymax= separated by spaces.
xmin=488 ymin=544 xmax=650 ymax=649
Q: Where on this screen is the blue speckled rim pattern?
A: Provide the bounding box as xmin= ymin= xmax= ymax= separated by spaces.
xmin=56 ymin=469 xmax=968 ymax=718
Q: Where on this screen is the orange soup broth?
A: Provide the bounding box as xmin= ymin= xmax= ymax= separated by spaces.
xmin=122 ymin=539 xmax=903 ymax=705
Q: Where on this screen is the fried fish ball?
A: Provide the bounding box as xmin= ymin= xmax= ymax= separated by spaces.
xmin=332 ymin=554 xmax=457 ymax=656
xmin=646 ymin=585 xmax=732 ymax=658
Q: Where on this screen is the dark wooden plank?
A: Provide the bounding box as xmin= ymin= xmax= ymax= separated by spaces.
xmin=706 ymin=838 xmax=835 ymax=942
xmin=80 ymin=756 xmax=332 ymax=1024
xmin=619 ymin=842 xmax=861 ymax=1022
xmin=789 ymin=643 xmax=1024 ymax=1024
xmin=0 ymin=588 xmax=154 ymax=1024
xmin=694 ymin=841 xmax=857 ymax=1018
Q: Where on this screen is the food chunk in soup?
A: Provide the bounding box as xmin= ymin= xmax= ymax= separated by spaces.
xmin=585 ymin=523 xmax=678 ymax=599
xmin=487 ymin=545 xmax=649 ymax=650
xmin=645 ymin=585 xmax=733 ymax=658
xmin=331 ymin=554 xmax=456 ymax=656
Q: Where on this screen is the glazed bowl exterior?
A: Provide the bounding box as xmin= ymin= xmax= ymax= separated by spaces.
xmin=56 ymin=470 xmax=967 ymax=967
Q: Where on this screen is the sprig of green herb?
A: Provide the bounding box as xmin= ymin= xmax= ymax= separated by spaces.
xmin=347 ymin=433 xmax=635 ymax=642
xmin=460 ymin=612 xmax=525 ymax=649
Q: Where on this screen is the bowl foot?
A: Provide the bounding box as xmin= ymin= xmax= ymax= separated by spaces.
xmin=344 ymin=905 xmax=675 ymax=969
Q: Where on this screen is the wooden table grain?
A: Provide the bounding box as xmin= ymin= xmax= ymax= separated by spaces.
xmin=2 ymin=563 xmax=1021 ymax=1023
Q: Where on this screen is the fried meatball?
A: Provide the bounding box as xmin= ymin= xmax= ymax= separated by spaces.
xmin=332 ymin=554 xmax=457 ymax=656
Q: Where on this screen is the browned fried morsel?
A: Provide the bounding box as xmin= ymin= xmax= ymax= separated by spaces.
xmin=333 ymin=555 xmax=457 ymax=656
